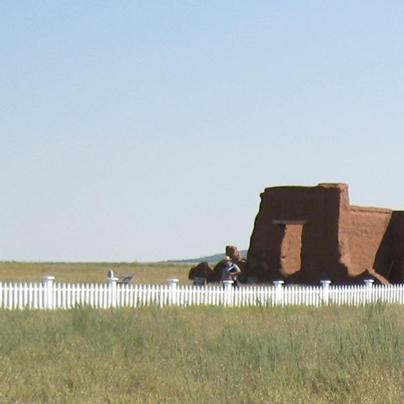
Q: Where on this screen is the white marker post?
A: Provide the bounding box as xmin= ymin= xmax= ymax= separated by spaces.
xmin=106 ymin=276 xmax=119 ymax=308
xmin=42 ymin=276 xmax=55 ymax=310
xmin=167 ymin=278 xmax=179 ymax=306
xmin=320 ymin=280 xmax=332 ymax=306
xmin=364 ymin=279 xmax=374 ymax=304
xmin=273 ymin=280 xmax=285 ymax=306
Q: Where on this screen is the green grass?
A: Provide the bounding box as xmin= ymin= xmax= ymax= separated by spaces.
xmin=0 ymin=304 xmax=403 ymax=403
xmin=0 ymin=261 xmax=192 ymax=284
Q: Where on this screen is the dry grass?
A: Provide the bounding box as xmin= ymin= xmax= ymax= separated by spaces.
xmin=0 ymin=304 xmax=403 ymax=403
xmin=0 ymin=261 xmax=192 ymax=284
xmin=1 ymin=262 xmax=403 ymax=402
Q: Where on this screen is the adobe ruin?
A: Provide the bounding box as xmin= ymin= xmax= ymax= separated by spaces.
xmin=246 ymin=183 xmax=404 ymax=284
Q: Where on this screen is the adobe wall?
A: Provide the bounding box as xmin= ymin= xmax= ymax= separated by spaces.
xmin=341 ymin=206 xmax=392 ymax=277
xmin=247 ymin=183 xmax=404 ymax=284
xmin=247 ymin=184 xmax=349 ymax=283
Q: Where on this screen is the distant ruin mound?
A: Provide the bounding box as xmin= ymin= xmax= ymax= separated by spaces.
xmin=167 ymin=250 xmax=247 ymax=264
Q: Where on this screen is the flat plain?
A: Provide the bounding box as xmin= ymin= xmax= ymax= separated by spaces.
xmin=0 ymin=261 xmax=192 ymax=284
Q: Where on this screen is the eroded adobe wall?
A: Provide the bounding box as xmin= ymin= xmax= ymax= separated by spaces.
xmin=341 ymin=206 xmax=393 ymax=277
xmin=247 ymin=183 xmax=401 ymax=284
xmin=247 ymin=184 xmax=349 ymax=283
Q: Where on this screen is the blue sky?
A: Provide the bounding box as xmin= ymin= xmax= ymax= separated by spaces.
xmin=1 ymin=1 xmax=404 ymax=261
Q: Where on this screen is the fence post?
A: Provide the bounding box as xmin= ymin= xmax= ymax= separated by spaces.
xmin=273 ymin=280 xmax=285 ymax=305
xmin=42 ymin=276 xmax=55 ymax=310
xmin=106 ymin=276 xmax=119 ymax=308
xmin=167 ymin=278 xmax=179 ymax=306
xmin=222 ymin=280 xmax=233 ymax=307
xmin=222 ymin=280 xmax=233 ymax=291
xmin=364 ymin=279 xmax=374 ymax=304
xmin=320 ymin=280 xmax=332 ymax=306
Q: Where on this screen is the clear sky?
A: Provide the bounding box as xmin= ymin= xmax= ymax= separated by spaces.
xmin=1 ymin=1 xmax=404 ymax=262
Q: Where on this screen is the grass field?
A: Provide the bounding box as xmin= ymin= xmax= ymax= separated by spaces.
xmin=0 ymin=261 xmax=193 ymax=284
xmin=1 ymin=263 xmax=403 ymax=402
xmin=0 ymin=304 xmax=403 ymax=403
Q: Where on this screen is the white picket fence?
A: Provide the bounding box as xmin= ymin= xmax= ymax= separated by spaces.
xmin=0 ymin=276 xmax=404 ymax=310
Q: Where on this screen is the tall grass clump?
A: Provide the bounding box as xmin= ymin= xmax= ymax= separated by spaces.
xmin=0 ymin=304 xmax=403 ymax=403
